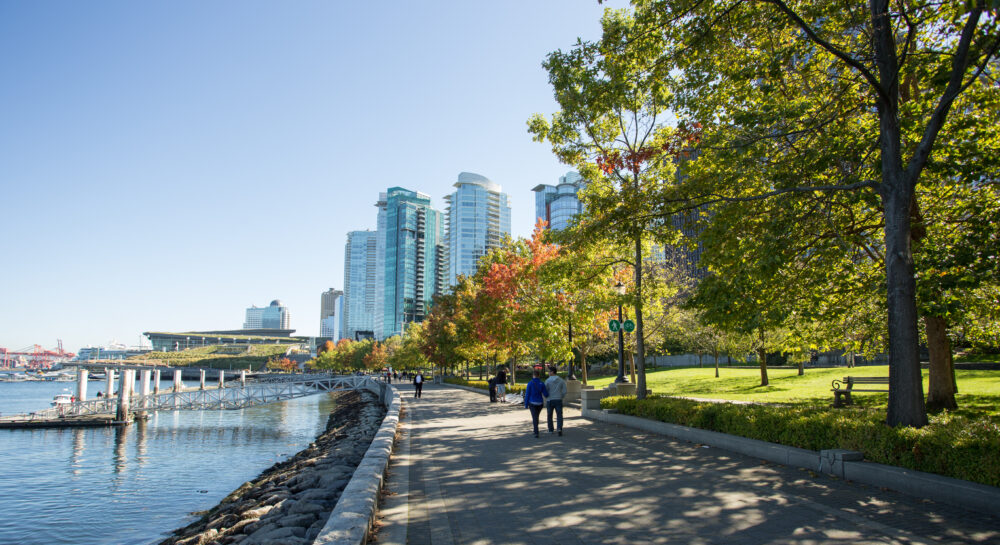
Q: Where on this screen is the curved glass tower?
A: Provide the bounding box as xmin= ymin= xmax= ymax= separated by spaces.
xmin=532 ymin=171 xmax=585 ymax=231
xmin=444 ymin=172 xmax=511 ymax=286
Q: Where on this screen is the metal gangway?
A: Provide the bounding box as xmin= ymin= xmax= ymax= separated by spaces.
xmin=33 ymin=374 xmax=380 ymax=419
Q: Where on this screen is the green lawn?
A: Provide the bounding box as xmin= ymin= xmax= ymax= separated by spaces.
xmin=587 ymin=365 xmax=1000 ymax=410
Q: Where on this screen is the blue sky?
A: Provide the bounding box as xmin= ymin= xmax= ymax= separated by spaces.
xmin=0 ymin=1 xmax=624 ymax=352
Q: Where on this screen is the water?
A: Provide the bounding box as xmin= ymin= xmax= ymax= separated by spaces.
xmin=0 ymin=380 xmax=337 ymax=545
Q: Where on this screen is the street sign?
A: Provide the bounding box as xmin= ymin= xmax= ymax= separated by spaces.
xmin=608 ymin=319 xmax=622 ymax=332
xmin=623 ymin=319 xmax=635 ymax=333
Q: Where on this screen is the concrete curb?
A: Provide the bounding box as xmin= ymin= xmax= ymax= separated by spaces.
xmin=314 ymin=384 xmax=401 ymax=545
xmin=583 ymin=407 xmax=1000 ymax=516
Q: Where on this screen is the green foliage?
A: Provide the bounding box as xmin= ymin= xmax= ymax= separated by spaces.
xmin=600 ymin=395 xmax=1000 ymax=487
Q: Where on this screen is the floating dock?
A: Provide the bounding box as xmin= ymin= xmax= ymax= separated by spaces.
xmin=0 ymin=414 xmax=124 ymax=429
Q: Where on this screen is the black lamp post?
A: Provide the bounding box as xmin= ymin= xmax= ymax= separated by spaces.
xmin=567 ymin=318 xmax=577 ymax=381
xmin=614 ymin=281 xmax=627 ymax=383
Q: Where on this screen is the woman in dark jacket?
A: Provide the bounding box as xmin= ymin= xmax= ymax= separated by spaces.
xmin=523 ymin=369 xmax=549 ymax=438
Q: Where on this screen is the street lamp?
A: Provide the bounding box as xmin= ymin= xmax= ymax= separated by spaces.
xmin=567 ymin=318 xmax=577 ymax=381
xmin=614 ymin=281 xmax=628 ymax=383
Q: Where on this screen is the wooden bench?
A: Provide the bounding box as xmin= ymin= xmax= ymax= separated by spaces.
xmin=831 ymin=376 xmax=889 ymax=407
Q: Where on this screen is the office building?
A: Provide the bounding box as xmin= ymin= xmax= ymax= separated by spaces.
xmin=378 ymin=187 xmax=446 ymax=338
xmin=342 ymin=231 xmax=379 ymax=341
xmin=319 ymin=288 xmax=343 ymax=340
xmin=532 ymin=171 xmax=585 ymax=231
xmin=443 ymin=172 xmax=511 ymax=285
xmin=243 ymin=300 xmax=290 ymax=330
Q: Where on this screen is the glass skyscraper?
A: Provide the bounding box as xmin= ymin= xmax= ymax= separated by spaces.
xmin=378 ymin=187 xmax=445 ymax=338
xmin=532 ymin=171 xmax=585 ymax=231
xmin=342 ymin=230 xmax=378 ymax=341
xmin=444 ymin=172 xmax=511 ymax=285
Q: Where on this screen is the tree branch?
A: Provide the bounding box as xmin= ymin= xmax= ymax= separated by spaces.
xmin=763 ymin=0 xmax=889 ymax=103
xmin=904 ymin=8 xmax=984 ymax=185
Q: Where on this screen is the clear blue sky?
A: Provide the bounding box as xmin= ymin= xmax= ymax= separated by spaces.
xmin=0 ymin=1 xmax=625 ymax=352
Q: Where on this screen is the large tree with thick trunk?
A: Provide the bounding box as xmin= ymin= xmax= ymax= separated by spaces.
xmin=627 ymin=0 xmax=998 ymax=427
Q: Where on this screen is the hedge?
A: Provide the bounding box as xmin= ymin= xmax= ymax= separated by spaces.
xmin=444 ymin=376 xmax=526 ymax=394
xmin=600 ymin=395 xmax=1000 ymax=488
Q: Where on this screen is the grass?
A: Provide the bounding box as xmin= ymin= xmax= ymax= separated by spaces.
xmin=127 ymin=344 xmax=296 ymax=370
xmin=586 ymin=365 xmax=1000 ymax=410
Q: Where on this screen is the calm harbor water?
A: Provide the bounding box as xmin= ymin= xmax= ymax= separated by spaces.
xmin=0 ymin=380 xmax=337 ymax=545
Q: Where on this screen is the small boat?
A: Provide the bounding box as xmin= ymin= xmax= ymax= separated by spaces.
xmin=51 ymin=393 xmax=74 ymax=407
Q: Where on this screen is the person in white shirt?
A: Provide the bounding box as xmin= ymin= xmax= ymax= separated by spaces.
xmin=413 ymin=371 xmax=425 ymax=398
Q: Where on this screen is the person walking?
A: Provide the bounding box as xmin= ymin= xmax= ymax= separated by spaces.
xmin=544 ymin=365 xmax=567 ymax=436
xmin=523 ymin=369 xmax=549 ymax=438
xmin=488 ymin=375 xmax=497 ymax=403
xmin=413 ymin=371 xmax=425 ymax=398
xmin=495 ymin=368 xmax=507 ymax=402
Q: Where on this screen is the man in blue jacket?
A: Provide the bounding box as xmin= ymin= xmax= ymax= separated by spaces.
xmin=523 ymin=369 xmax=549 ymax=438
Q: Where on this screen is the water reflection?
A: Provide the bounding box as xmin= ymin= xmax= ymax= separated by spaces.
xmin=135 ymin=419 xmax=148 ymax=466
xmin=113 ymin=426 xmax=127 ymax=474
xmin=70 ymin=428 xmax=86 ymax=474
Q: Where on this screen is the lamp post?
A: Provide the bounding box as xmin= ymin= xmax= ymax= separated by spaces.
xmin=614 ymin=281 xmax=627 ymax=383
xmin=567 ymin=318 xmax=577 ymax=381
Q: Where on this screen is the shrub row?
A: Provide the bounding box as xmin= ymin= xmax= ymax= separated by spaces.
xmin=600 ymin=395 xmax=1000 ymax=488
xmin=443 ymin=376 xmax=526 ymax=394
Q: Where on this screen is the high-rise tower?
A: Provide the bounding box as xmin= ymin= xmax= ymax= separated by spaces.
xmin=319 ymin=288 xmax=343 ymax=340
xmin=532 ymin=171 xmax=585 ymax=231
xmin=378 ymin=187 xmax=445 ymax=338
xmin=342 ymin=231 xmax=378 ymax=341
xmin=443 ymin=172 xmax=511 ymax=285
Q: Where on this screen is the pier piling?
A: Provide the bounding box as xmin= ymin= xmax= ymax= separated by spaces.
xmin=77 ymin=368 xmax=89 ymax=402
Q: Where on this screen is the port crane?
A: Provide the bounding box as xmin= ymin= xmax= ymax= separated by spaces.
xmin=0 ymin=341 xmax=76 ymax=369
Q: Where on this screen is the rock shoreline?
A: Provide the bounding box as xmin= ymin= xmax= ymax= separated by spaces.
xmin=157 ymin=390 xmax=386 ymax=545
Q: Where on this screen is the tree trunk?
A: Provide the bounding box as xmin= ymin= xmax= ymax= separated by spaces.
xmin=797 ymin=357 xmax=804 ymax=376
xmin=629 ymin=351 xmax=637 ymax=384
xmin=634 ymin=234 xmax=648 ymax=399
xmin=714 ymin=350 xmax=719 ymax=378
xmin=580 ymin=349 xmax=588 ymax=385
xmin=872 ymin=0 xmax=928 ymax=428
xmin=757 ymin=326 xmax=769 ymax=386
xmin=698 ymin=353 xmax=703 ymax=368
xmin=925 ymin=314 xmax=958 ymax=411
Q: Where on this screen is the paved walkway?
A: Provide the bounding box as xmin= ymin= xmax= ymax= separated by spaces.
xmin=377 ymin=384 xmax=1000 ymax=545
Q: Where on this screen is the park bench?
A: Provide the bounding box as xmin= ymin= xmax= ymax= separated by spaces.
xmin=831 ymin=376 xmax=889 ymax=407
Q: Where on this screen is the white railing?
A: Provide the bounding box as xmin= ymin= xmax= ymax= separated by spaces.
xmin=25 ymin=374 xmax=376 ymax=418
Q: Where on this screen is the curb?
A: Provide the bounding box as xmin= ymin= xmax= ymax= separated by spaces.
xmin=583 ymin=407 xmax=1000 ymax=517
xmin=313 ymin=384 xmax=401 ymax=545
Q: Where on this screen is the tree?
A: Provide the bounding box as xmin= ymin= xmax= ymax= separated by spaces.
xmin=529 ymin=9 xmax=693 ymax=399
xmin=623 ymin=0 xmax=999 ymax=426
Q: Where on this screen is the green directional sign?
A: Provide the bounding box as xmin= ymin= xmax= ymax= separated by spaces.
xmin=608 ymin=319 xmax=622 ymax=332
xmin=623 ymin=319 xmax=635 ymax=333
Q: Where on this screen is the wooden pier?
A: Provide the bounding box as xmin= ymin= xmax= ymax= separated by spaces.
xmin=0 ymin=370 xmax=379 ymax=429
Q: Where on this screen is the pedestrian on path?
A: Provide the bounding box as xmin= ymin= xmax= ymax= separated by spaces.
xmin=488 ymin=376 xmax=497 ymax=402
xmin=495 ymin=368 xmax=507 ymax=402
xmin=523 ymin=369 xmax=548 ymax=438
xmin=413 ymin=371 xmax=425 ymax=398
xmin=544 ymin=365 xmax=566 ymax=436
